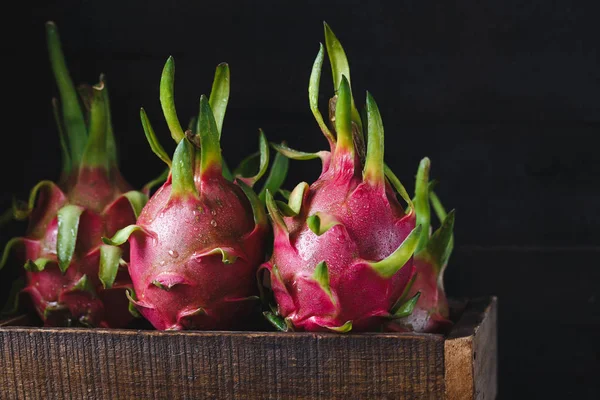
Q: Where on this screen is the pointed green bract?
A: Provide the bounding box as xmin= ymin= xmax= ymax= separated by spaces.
xmin=99 ymin=244 xmax=123 ymax=289
xmin=81 ymin=84 xmax=108 ymax=168
xmin=103 ymin=224 xmax=152 ymax=246
xmin=198 ymin=95 xmax=223 ymax=178
xmin=70 ymin=274 xmax=96 ymax=297
xmin=264 ymin=311 xmax=290 ymax=332
xmin=271 ymin=142 xmax=325 ymax=161
xmin=278 ymin=189 xmax=291 ymax=200
xmin=384 ymin=164 xmax=413 ymax=210
xmin=202 ymin=247 xmax=238 ymax=264
xmin=426 ymin=209 xmax=456 ymax=270
xmin=236 ymin=130 xmax=269 ymax=186
xmin=369 ymin=225 xmax=422 ymax=278
xmin=0 ymin=237 xmax=24 ymax=271
xmin=122 ymin=191 xmax=149 ymax=219
xmin=323 ymin=22 xmax=362 ymax=132
xmin=313 ymin=261 xmax=332 ymax=297
xmin=258 ymin=150 xmax=289 ymax=203
xmin=52 ymin=98 xmax=71 ymax=176
xmin=288 ymin=182 xmax=308 ymax=215
xmin=126 ymin=288 xmax=142 ymax=318
xmin=100 ymin=75 xmax=119 ymax=169
xmin=326 ymin=320 xmax=352 ymax=333
xmin=24 ymin=258 xmax=52 ymax=272
xmin=57 ymin=205 xmax=84 ymax=273
xmin=140 ymin=108 xmax=172 ymax=167
xmin=160 ymin=56 xmax=185 ymax=143
xmin=143 ymin=168 xmax=170 ymax=196
xmin=309 ymin=43 xmax=335 ymax=143
xmin=334 ymin=76 xmax=354 ymax=154
xmin=12 ymin=180 xmax=63 ymax=221
xmin=392 ymin=292 xmax=421 ymax=319
xmin=234 ymin=152 xmax=260 ymax=178
xmin=363 ymin=92 xmax=385 ymax=187
xmin=208 ymin=63 xmax=230 ymax=137
xmin=171 ymin=138 xmax=198 ymax=198
xmin=430 ymin=190 xmax=448 ymax=221
xmin=46 ymin=22 xmax=87 ymax=167
xmin=307 ymin=212 xmax=340 ymax=236
xmin=265 ymin=190 xmax=287 ymax=232
xmin=414 ymin=158 xmax=431 ymax=253
xmin=237 ymin=180 xmax=267 ymax=227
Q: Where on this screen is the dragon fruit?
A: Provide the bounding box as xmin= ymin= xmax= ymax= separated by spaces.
xmin=387 ymin=158 xmax=455 ymax=333
xmin=259 ymin=24 xmax=424 ymax=333
xmin=0 ymin=22 xmax=148 ymax=327
xmin=104 ymin=57 xmax=270 ymax=330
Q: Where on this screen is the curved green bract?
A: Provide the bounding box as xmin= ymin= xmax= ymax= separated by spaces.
xmin=238 ymin=180 xmax=267 ymax=227
xmin=198 ymin=95 xmax=223 ymax=178
xmin=103 ymin=224 xmax=152 ymax=246
xmin=369 ymin=225 xmax=422 ymax=278
xmin=334 ymin=76 xmax=354 ymax=154
xmin=430 ymin=190 xmax=448 ymax=221
xmin=270 ymin=142 xmax=324 ymax=161
xmin=143 ymin=168 xmax=170 ymax=196
xmin=258 ymin=150 xmax=289 ymax=204
xmin=392 ymin=292 xmax=421 ymax=319
xmin=323 ymin=22 xmax=362 ymax=132
xmin=288 ymin=182 xmax=308 ymax=215
xmin=363 ymin=92 xmax=385 ymax=187
xmin=263 ymin=311 xmax=290 ymax=332
xmin=57 ymin=205 xmax=84 ymax=273
xmin=160 ymin=56 xmax=185 ymax=143
xmin=122 ymin=191 xmax=149 ymax=219
xmin=309 ymin=43 xmax=335 ymax=143
xmin=46 ymin=22 xmax=87 ymax=166
xmin=140 ymin=108 xmax=172 ymax=167
xmin=81 ymin=84 xmax=108 ymax=168
xmin=425 ymin=209 xmax=456 ymax=271
xmin=201 ymin=247 xmax=238 ymax=265
xmin=313 ymin=261 xmax=332 ymax=298
xmin=13 ymin=180 xmax=63 ymax=221
xmin=0 ymin=237 xmax=24 ymax=271
xmin=24 ymin=258 xmax=52 ymax=272
xmin=307 ymin=212 xmax=340 ymax=236
xmin=233 ymin=152 xmax=260 ymax=178
xmin=70 ymin=274 xmax=96 ymax=297
xmin=414 ymin=158 xmax=431 ymax=253
xmin=100 ymin=75 xmax=119 ymax=169
xmin=208 ymin=63 xmax=230 ymax=137
xmin=384 ymin=164 xmax=413 ymax=210
xmin=171 ymin=138 xmax=198 ymax=198
xmin=99 ymin=244 xmax=123 ymax=289
xmin=51 ymin=98 xmax=71 ymax=176
xmin=125 ymin=288 xmax=142 ymax=318
xmin=236 ymin=130 xmax=269 ymax=186
xmin=325 ymin=320 xmax=352 ymax=333
xmin=265 ymin=190 xmax=287 ymax=232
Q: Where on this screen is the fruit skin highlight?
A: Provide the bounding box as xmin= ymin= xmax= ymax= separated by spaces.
xmin=260 ymin=23 xmax=424 ymax=333
xmin=0 ymin=22 xmax=148 ymax=327
xmin=106 ymin=57 xmax=270 ymax=330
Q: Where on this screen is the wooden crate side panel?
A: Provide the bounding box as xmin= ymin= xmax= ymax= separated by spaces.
xmin=473 ymin=298 xmax=498 ymax=400
xmin=0 ymin=329 xmax=445 ymax=400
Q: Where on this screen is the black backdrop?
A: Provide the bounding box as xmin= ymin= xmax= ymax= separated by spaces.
xmin=2 ymin=1 xmax=599 ymax=398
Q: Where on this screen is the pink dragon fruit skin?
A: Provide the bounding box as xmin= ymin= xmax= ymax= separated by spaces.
xmin=260 ymin=24 xmax=423 ymax=333
xmin=105 ymin=57 xmax=269 ymax=330
xmin=387 ymin=159 xmax=455 ymax=333
xmin=0 ymin=22 xmax=148 ymax=327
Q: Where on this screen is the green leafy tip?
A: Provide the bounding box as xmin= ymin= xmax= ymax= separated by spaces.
xmin=122 ymin=191 xmax=149 ymax=219
xmin=369 ymin=225 xmax=422 ymax=278
xmin=160 ymin=56 xmax=185 ymax=143
xmin=81 ymin=82 xmax=110 ymax=168
xmin=198 ymin=95 xmax=223 ymax=178
xmin=237 ymin=180 xmax=268 ymax=227
xmin=264 ymin=311 xmax=291 ymax=332
xmin=270 ymin=142 xmax=325 ymax=161
xmin=363 ymin=92 xmax=385 ymax=187
xmin=57 ymin=205 xmax=84 ymax=273
xmin=414 ymin=157 xmax=431 ymax=253
xmin=258 ymin=152 xmax=289 ymax=204
xmin=425 ymin=209 xmax=456 ymax=270
xmin=125 ymin=288 xmax=142 ymax=318
xmin=170 ymin=138 xmax=198 ymax=198
xmin=201 ymin=247 xmax=238 ymax=265
xmin=99 ymin=245 xmax=123 ymax=289
xmin=265 ymin=190 xmax=287 ymax=232
xmin=140 ymin=108 xmax=172 ymax=167
xmin=309 ymin=43 xmax=335 ymax=143
xmin=24 ymin=258 xmax=51 ymax=272
xmin=208 ymin=62 xmax=230 ymax=137
xmin=102 ymin=224 xmax=152 ymax=247
xmin=307 ymin=212 xmax=340 ymax=236
xmin=46 ymin=21 xmax=87 ymax=166
xmin=334 ymin=75 xmax=354 ymax=154
xmin=392 ymin=292 xmax=421 ymax=319
xmin=326 ymin=320 xmax=353 ymax=333
xmin=70 ymin=275 xmax=97 ymax=298
xmin=236 ymin=130 xmax=269 ymax=186
xmin=384 ymin=164 xmax=413 ymax=210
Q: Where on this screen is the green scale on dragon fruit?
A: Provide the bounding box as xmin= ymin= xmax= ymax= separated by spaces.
xmin=0 ymin=22 xmax=151 ymax=327
xmin=105 ymin=56 xmax=287 ymax=330
xmin=261 ymin=23 xmax=454 ymax=334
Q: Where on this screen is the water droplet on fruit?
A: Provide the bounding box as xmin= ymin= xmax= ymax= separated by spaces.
xmin=168 ymin=250 xmax=179 ymax=258
xmin=160 ymin=260 xmax=165 ymax=265
xmin=210 ymin=219 xmax=217 ymax=227
xmin=211 ymin=209 xmax=217 ymax=216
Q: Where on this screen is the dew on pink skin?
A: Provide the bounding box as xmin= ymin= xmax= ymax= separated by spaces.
xmin=168 ymin=250 xmax=179 ymax=258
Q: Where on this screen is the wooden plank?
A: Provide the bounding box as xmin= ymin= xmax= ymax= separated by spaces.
xmin=445 ymin=297 xmax=498 ymax=400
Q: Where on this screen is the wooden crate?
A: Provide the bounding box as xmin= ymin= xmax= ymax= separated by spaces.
xmin=0 ymin=297 xmax=497 ymax=399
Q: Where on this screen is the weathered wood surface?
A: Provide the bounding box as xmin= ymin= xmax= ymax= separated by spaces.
xmin=0 ymin=297 xmax=496 ymax=400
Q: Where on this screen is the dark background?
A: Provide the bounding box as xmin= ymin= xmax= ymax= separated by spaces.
xmin=2 ymin=1 xmax=599 ymax=398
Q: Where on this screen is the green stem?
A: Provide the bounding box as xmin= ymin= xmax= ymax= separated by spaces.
xmin=363 ymin=92 xmax=385 ymax=187
xmin=198 ymin=95 xmax=223 ymax=181
xmin=160 ymin=56 xmax=185 ymax=143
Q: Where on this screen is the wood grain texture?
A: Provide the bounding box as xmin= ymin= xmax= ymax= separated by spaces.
xmin=0 ymin=298 xmax=496 ymax=400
